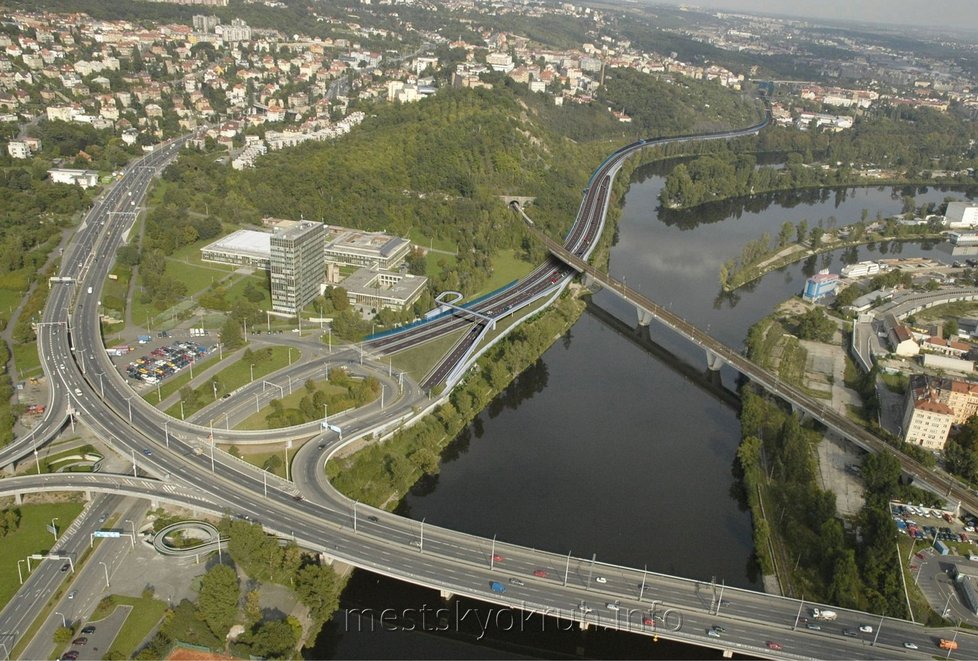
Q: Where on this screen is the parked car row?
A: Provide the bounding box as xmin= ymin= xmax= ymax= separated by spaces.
xmin=125 ymin=341 xmax=210 ymax=384
xmin=60 ymin=626 xmax=95 ymax=660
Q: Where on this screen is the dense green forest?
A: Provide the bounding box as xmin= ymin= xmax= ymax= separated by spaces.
xmin=737 ymin=390 xmax=931 ymax=618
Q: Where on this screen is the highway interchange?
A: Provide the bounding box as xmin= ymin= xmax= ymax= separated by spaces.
xmin=4 ymin=114 xmax=978 ymax=658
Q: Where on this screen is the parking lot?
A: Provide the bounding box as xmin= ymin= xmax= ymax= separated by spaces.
xmin=123 ymin=339 xmax=211 ymax=385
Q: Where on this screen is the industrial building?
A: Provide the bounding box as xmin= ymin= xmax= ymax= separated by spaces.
xmin=337 ymin=267 xmax=427 ymax=315
xmin=200 ymin=229 xmax=271 ymax=269
xmin=946 ymin=202 xmax=978 ymax=229
xmin=270 ymin=220 xmax=326 ymax=315
xmin=324 ymin=227 xmax=411 ymax=270
xmin=840 ymin=261 xmax=882 ymax=278
xmin=802 ymin=271 xmax=839 ymax=302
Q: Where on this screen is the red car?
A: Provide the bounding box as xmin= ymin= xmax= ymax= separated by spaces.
xmin=72 ymin=638 xmax=87 ymax=646
xmin=642 ymin=616 xmax=654 ymax=626
xmin=532 ymin=569 xmax=548 ymax=577
xmin=766 ymin=641 xmax=782 ymax=651
xmin=492 ymin=554 xmax=503 ymax=562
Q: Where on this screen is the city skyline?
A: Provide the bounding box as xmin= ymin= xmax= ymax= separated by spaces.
xmin=650 ymin=0 xmax=978 ymax=31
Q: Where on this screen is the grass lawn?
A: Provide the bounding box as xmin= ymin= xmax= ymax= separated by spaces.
xmin=223 ymin=448 xmax=288 ymax=478
xmin=408 ymin=229 xmax=457 ymax=254
xmin=425 ymin=252 xmax=456 ymax=280
xmin=223 ymin=271 xmax=271 ymax=309
xmin=23 ymin=444 xmax=101 ymax=475
xmin=166 ymin=345 xmax=296 ymax=419
xmin=141 ymin=353 xmax=221 ymax=405
xmin=389 ymin=328 xmax=467 ymax=383
xmin=0 ymin=287 xmax=23 ymax=322
xmin=99 ymin=595 xmax=169 ymax=659
xmin=235 ymin=379 xmax=347 ymax=430
xmin=13 ymin=342 xmax=41 ymax=379
xmin=465 ymin=248 xmax=533 ymax=301
xmin=0 ymin=503 xmax=85 ymax=608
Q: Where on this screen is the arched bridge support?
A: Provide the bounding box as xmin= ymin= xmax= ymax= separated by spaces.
xmin=583 ymin=273 xmax=602 ymax=292
xmin=637 ymin=308 xmax=654 ymax=327
xmin=705 ymin=349 xmax=725 ymax=371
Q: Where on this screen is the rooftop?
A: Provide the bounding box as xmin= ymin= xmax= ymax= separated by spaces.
xmin=202 ymin=229 xmax=271 ymax=258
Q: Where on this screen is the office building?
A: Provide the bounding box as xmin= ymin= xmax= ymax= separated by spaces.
xmin=802 ymin=271 xmax=839 ymax=302
xmin=324 ymin=227 xmax=410 ymax=270
xmin=337 ymin=267 xmax=427 ymax=315
xmin=270 ymin=220 xmax=325 ymax=315
xmin=200 ymin=229 xmax=271 ymax=269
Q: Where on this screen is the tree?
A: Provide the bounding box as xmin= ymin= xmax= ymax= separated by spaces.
xmin=220 ymin=316 xmax=243 ymax=350
xmin=795 ymin=219 xmax=808 ymax=244
xmin=945 ymin=319 xmax=959 ymax=339
xmin=778 ymin=221 xmax=793 ymax=247
xmin=329 ymin=286 xmax=350 ymax=312
xmin=247 ymin=618 xmax=298 ymax=659
xmin=294 ymin=563 xmax=341 ymax=622
xmin=794 ymin=308 xmax=835 ymax=342
xmin=0 ymin=508 xmax=20 ymax=536
xmin=946 ymin=441 xmax=978 ymax=482
xmin=196 ymin=564 xmax=239 ymax=639
xmin=53 ymin=626 xmax=74 ymax=644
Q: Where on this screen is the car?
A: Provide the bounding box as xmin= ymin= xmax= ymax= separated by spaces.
xmin=594 ymin=576 xmax=607 ymax=584
xmin=221 ymin=393 xmax=231 ymax=399
xmin=842 ymin=629 xmax=858 ymax=638
xmin=578 ymin=602 xmax=593 ymax=613
xmin=81 ymin=626 xmax=96 ymax=635
xmin=142 ymin=448 xmax=152 ymax=456
xmin=410 ymin=540 xmax=421 ymax=548
xmin=60 ymin=563 xmax=70 ymax=572
xmin=605 ymin=602 xmax=620 ymax=611
xmin=509 ymin=578 xmax=525 ymax=586
xmin=707 ymin=628 xmax=721 ymax=638
xmin=61 ymin=653 xmax=79 ymax=661
xmin=367 ymin=516 xmax=378 ymax=522
xmin=67 ymin=590 xmax=77 ymax=600
xmin=292 ymin=494 xmax=303 ymax=501
xmin=858 ymin=625 xmax=873 ymax=633
xmin=805 ymin=623 xmax=821 ymax=631
xmin=489 ymin=581 xmax=506 ymax=593
xmin=72 ymin=637 xmax=87 ymax=646
xmin=903 ymin=642 xmax=918 ymax=649
xmin=532 ymin=569 xmax=548 ymax=577
xmin=711 ymin=625 xmax=725 ymax=633
xmin=492 ymin=554 xmax=503 ymax=562
xmin=642 ymin=616 xmax=654 ymax=626
xmin=766 ymin=641 xmax=783 ymax=651
xmin=98 ymin=513 xmax=107 ymax=523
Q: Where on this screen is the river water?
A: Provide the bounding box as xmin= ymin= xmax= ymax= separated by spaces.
xmin=308 ymin=173 xmax=976 ymax=659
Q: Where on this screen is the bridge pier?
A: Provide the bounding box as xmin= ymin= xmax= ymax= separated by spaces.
xmin=637 ymin=308 xmax=654 ymax=327
xmin=705 ymin=349 xmax=724 ymax=371
xmin=439 ymin=589 xmax=454 ymax=601
xmin=13 ymin=492 xmax=21 ymax=505
xmin=722 ymin=651 xmax=733 ymax=659
xmin=583 ymin=273 xmax=601 ymax=292
xmin=579 ymin=620 xmax=590 ymax=631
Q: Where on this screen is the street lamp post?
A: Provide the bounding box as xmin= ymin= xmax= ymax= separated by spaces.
xmin=17 ymin=559 xmax=25 ymax=585
xmin=353 ymin=500 xmax=358 ymax=533
xmin=164 ymin=420 xmax=169 ymax=449
xmin=126 ymin=396 xmax=133 ymax=423
xmin=131 ymin=448 xmax=137 ymax=477
xmin=490 ymin=534 xmax=497 ymax=570
xmin=419 ymin=518 xmax=425 ymax=552
xmin=586 ymin=553 xmax=596 ymax=590
xmin=563 ymin=551 xmax=571 ymax=587
xmin=250 ymin=363 xmax=255 ymax=382
xmin=96 ymin=371 xmax=104 ymax=398
xmin=126 ymin=519 xmax=136 ymax=548
xmin=50 ymin=517 xmax=58 ymax=541
xmin=54 ymin=611 xmax=66 ymax=628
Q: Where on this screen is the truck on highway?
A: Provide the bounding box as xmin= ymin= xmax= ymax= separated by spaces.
xmin=939 ymin=639 xmax=959 ymax=651
xmin=810 ymin=608 xmax=837 ymax=621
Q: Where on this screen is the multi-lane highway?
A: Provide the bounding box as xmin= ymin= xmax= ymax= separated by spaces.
xmin=13 ymin=109 xmax=978 ymax=659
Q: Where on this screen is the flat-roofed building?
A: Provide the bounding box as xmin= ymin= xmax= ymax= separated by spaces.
xmin=324 ymin=227 xmax=410 ymax=270
xmin=270 ymin=220 xmax=325 ymax=315
xmin=48 ymin=168 xmax=99 ymax=188
xmin=337 ymin=267 xmax=427 ymax=315
xmin=200 ymin=229 xmax=271 ymax=269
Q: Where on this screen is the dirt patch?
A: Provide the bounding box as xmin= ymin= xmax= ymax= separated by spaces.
xmin=166 ymin=646 xmax=237 ymax=661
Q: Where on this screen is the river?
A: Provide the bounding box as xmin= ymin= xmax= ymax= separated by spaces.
xmin=307 ymin=172 xmax=977 ymax=659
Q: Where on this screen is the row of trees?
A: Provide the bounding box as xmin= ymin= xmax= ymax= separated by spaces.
xmin=262 ymin=370 xmax=380 ymax=429
xmin=660 ymin=105 xmax=978 ymax=210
